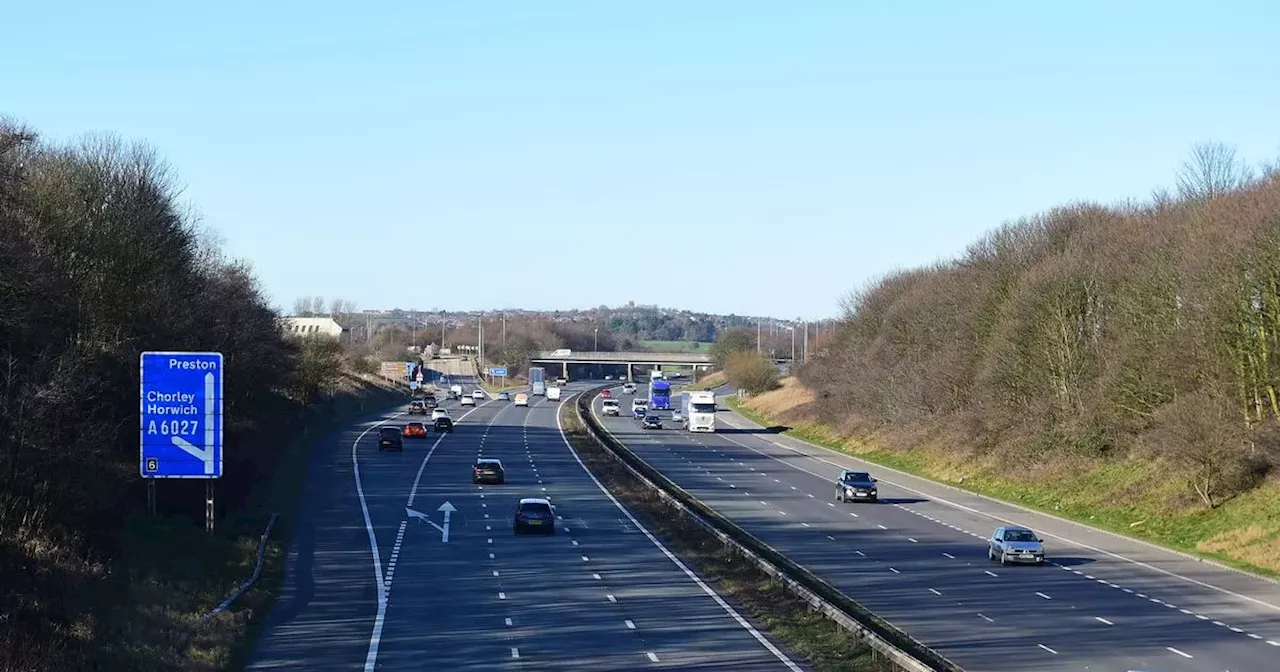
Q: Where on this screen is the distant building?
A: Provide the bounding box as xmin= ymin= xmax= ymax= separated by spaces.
xmin=281 ymin=316 xmax=346 ymax=339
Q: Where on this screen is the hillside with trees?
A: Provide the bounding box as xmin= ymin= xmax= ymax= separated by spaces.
xmin=0 ymin=121 xmax=401 ymax=670
xmin=778 ymin=143 xmax=1280 ymax=573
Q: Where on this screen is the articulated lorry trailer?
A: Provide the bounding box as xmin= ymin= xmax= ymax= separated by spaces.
xmin=680 ymin=390 xmax=717 ymax=432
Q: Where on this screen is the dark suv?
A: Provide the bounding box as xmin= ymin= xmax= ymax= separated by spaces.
xmin=377 ymin=426 xmax=404 ymax=452
xmin=834 ymin=470 xmax=877 ymax=502
xmin=473 ymin=458 xmax=505 ymax=484
xmin=513 ymin=498 xmax=556 ymax=534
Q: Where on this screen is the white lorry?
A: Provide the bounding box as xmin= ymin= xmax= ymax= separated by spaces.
xmin=546 ymin=386 xmax=562 ymax=401
xmin=680 ymin=390 xmax=717 ymax=432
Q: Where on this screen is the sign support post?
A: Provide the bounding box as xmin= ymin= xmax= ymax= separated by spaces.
xmin=206 ymin=481 xmax=215 ymax=533
xmin=147 ymin=481 xmax=157 ymax=517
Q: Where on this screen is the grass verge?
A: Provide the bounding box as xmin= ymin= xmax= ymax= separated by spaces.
xmin=104 ymin=374 xmax=407 ymax=671
xmin=725 ymin=393 xmax=1280 ymax=579
xmin=684 ymin=370 xmax=728 ymax=391
xmin=559 ymin=402 xmax=897 ymax=671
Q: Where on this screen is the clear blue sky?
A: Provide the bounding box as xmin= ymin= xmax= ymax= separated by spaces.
xmin=5 ymin=1 xmax=1278 ymax=320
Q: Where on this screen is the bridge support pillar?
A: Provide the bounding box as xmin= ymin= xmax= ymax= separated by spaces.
xmin=562 ymin=362 xmax=568 ymax=379
xmin=627 ymin=362 xmax=633 ymax=382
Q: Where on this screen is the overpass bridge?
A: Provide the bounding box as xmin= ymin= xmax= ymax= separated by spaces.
xmin=531 ymin=350 xmax=713 ymax=380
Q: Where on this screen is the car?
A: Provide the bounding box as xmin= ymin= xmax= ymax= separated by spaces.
xmin=988 ymin=526 xmax=1045 ymax=565
xmin=473 ymin=458 xmax=505 ymax=484
xmin=672 ymin=410 xmax=684 ymax=424
xmin=632 ymin=399 xmax=648 ymax=418
xmin=377 ymin=426 xmax=403 ymax=451
xmin=472 ymin=389 xmax=486 ymax=400
xmin=422 ymin=394 xmax=438 ymax=408
xmin=555 ymin=377 xmax=567 ymax=386
xmin=460 ymin=395 xmax=475 ymax=406
xmin=601 ymin=399 xmax=620 ymax=416
xmin=622 ymin=383 xmax=636 ymax=394
xmin=402 ymin=422 xmax=427 ymax=438
xmin=431 ymin=408 xmax=449 ymax=421
xmin=498 ymin=391 xmax=510 ymax=401
xmin=514 ymin=393 xmax=529 ymax=407
xmin=601 ymin=389 xmax=611 ymax=398
xmin=513 ymin=497 xmax=556 ymax=534
xmin=834 ymin=470 xmax=878 ymax=502
xmin=604 ymin=375 xmax=612 ymax=380
xmin=642 ymin=413 xmax=662 ymax=430
xmin=433 ymin=416 xmax=454 ymax=433
xmin=408 ymin=400 xmax=427 ymax=415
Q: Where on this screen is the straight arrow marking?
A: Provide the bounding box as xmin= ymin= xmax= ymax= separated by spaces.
xmin=170 ymin=372 xmax=217 ymax=474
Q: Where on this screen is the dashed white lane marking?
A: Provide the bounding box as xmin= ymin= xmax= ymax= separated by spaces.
xmin=582 ymin=555 xmax=590 ymax=562
xmin=1036 ymin=592 xmax=1052 ymax=600
xmin=607 ymin=594 xmax=617 ymax=603
xmin=593 ymin=573 xmax=602 ymax=580
xmin=1095 ymin=617 xmax=1114 ymax=625
xmin=943 ymin=552 xmax=955 ymax=558
xmin=876 ymin=524 xmax=887 ymax=529
xmin=855 ymin=550 xmax=865 ymax=556
xmin=511 ymin=648 xmax=520 ymax=659
xmin=984 ymin=570 xmax=998 ymax=577
xmin=625 ymin=619 xmax=636 ymax=629
xmin=889 ymin=567 xmax=900 ymax=574
xmin=827 ymin=535 xmax=836 ymax=541
xmin=1038 ymin=644 xmax=1058 ymax=655
xmin=646 ymin=652 xmax=660 ymax=662
xmin=505 ymin=617 xmax=513 ymax=626
xmin=492 ymin=570 xmax=499 ymax=577
xmin=498 ymin=592 xmax=506 ymax=600
xmin=978 ymin=613 xmax=994 ymax=622
xmin=907 ymin=538 xmax=918 ymax=543
xmin=1167 ymin=647 xmax=1193 ymax=659
xmin=572 ymin=540 xmax=580 ymax=546
xmin=929 ymin=588 xmax=942 ymax=596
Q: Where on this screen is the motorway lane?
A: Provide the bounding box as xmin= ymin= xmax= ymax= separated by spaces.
xmin=251 ymin=380 xmax=803 ymax=671
xmin=247 ymin=381 xmax=498 ymax=670
xmin=377 ymin=389 xmax=804 ymax=670
xmin=594 ymin=389 xmax=1280 ymax=672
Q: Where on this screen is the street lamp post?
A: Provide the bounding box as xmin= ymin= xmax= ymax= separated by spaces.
xmin=594 ymin=327 xmax=599 ymax=351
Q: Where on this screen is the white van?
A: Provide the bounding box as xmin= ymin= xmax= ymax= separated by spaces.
xmin=547 ymin=386 xmax=562 ymax=401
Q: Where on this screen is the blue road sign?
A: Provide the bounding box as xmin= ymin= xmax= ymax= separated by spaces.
xmin=410 ymin=381 xmax=419 ymax=390
xmin=490 ymin=367 xmax=508 ymax=377
xmin=140 ymin=352 xmax=224 ymax=479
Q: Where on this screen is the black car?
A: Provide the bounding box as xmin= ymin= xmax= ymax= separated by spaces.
xmin=473 ymin=458 xmax=505 ymax=484
xmin=834 ymin=470 xmax=877 ymax=502
xmin=642 ymin=413 xmax=663 ymax=430
xmin=377 ymin=426 xmax=404 ymax=452
xmin=513 ymin=497 xmax=556 ymax=534
xmin=433 ymin=416 xmax=454 ymax=433
xmin=408 ymin=400 xmax=427 ymax=415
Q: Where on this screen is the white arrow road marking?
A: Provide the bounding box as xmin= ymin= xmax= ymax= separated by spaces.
xmin=170 ymin=372 xmax=217 ymax=474
xmin=405 ymin=502 xmax=456 ymax=542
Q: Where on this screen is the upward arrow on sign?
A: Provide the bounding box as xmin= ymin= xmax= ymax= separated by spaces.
xmin=170 ymin=372 xmax=218 ymax=475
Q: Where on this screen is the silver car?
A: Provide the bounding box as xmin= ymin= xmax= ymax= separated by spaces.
xmin=988 ymin=526 xmax=1045 ymax=565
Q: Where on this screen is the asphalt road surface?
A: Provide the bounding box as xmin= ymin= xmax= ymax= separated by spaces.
xmin=248 ymin=379 xmax=802 ymax=671
xmin=595 ymin=386 xmax=1280 ymax=672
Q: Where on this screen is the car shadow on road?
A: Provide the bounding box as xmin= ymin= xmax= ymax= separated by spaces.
xmin=716 ymin=425 xmax=791 ymax=435
xmin=870 ymin=497 xmax=929 ymax=505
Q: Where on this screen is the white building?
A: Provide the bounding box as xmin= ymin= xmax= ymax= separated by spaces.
xmin=281 ymin=317 xmax=346 ymax=339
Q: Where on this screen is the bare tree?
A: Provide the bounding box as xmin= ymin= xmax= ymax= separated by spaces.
xmin=310 ymin=295 xmax=326 ymax=316
xmin=292 ymin=296 xmax=314 ymax=316
xmin=1176 ymin=141 xmax=1251 ymax=201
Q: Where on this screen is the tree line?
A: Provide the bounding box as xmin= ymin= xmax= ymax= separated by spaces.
xmin=800 ymin=143 xmax=1280 ymax=508
xmin=0 ymin=121 xmax=350 ymax=668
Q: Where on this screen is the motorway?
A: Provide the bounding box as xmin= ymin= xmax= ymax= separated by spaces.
xmin=593 ymin=386 xmax=1280 ymax=672
xmin=248 ymin=378 xmax=802 ymax=671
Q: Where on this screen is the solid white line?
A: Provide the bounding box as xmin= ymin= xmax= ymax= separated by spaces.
xmin=1167 ymin=646 xmax=1193 ymax=659
xmin=353 ymin=410 xmax=403 ymax=672
xmin=1038 ymin=644 xmax=1058 ymax=654
xmin=715 ymin=413 xmax=1280 ymax=612
xmin=577 ymin=398 xmax=802 ymax=670
xmin=1095 ymin=616 xmax=1114 ymax=625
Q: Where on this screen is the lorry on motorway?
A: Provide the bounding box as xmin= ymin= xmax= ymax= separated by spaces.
xmin=546 ymin=386 xmax=562 ymax=401
xmin=649 ymin=377 xmax=672 ymax=410
xmin=680 ymin=390 xmax=717 ymax=432
xmin=449 ymin=384 xmax=463 ymax=400
xmin=529 ymin=366 xmax=546 ymax=396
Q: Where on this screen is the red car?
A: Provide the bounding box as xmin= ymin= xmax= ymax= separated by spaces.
xmin=601 ymin=389 xmax=612 ymax=398
xmin=402 ymin=422 xmax=427 ymax=438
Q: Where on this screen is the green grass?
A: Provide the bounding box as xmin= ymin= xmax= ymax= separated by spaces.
xmin=641 ymin=340 xmax=710 ymax=353
xmin=559 ymin=403 xmax=895 ymax=671
xmin=726 ymin=397 xmax=1280 ymax=579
